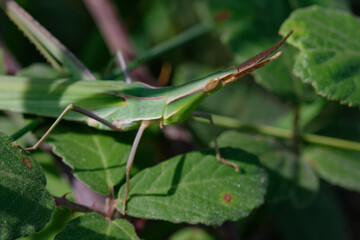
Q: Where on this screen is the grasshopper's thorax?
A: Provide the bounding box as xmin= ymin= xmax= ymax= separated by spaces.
xmin=162 ymin=69 xmax=239 ymax=125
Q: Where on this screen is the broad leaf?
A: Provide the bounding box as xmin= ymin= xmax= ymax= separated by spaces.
xmin=0 ymin=131 xmax=54 ymax=240
xmin=303 ymin=146 xmax=360 ymax=192
xmin=217 ymin=131 xmax=319 ymax=205
xmin=46 ymin=122 xmax=132 ymax=194
xmin=118 ymin=149 xmax=267 ymax=225
xmin=280 ymin=6 xmax=360 ymax=106
xmin=55 ymin=213 xmax=139 ymax=240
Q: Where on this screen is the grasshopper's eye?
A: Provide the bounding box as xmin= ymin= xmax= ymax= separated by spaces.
xmin=204 ymin=78 xmax=221 ymax=93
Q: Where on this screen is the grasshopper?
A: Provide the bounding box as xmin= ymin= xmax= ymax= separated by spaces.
xmin=0 ymin=0 xmax=292 ymax=214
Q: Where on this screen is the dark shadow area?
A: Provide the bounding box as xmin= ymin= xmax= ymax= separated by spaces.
xmin=0 ymin=184 xmax=53 ymax=239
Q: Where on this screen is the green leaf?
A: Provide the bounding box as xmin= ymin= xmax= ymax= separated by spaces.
xmin=169 ymin=227 xmax=215 ymax=240
xmin=117 ymin=149 xmax=267 ymax=225
xmin=46 ymin=122 xmax=132 ymax=194
xmin=0 ymin=131 xmax=54 ymax=240
xmin=32 ymin=151 xmax=72 ymax=196
xmin=210 ymin=0 xmax=349 ymax=103
xmin=274 ymin=183 xmax=348 ymax=240
xmin=303 ymin=146 xmax=360 ymax=192
xmin=290 ymin=156 xmax=319 ymax=207
xmin=55 ymin=213 xmax=139 ymax=240
xmin=18 ymin=208 xmax=72 ymax=240
xmin=217 ymin=131 xmax=319 ymax=205
xmin=280 ymin=6 xmax=360 ymax=106
xmin=16 ymin=63 xmax=61 ymax=79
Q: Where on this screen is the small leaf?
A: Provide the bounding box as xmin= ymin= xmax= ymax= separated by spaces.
xmin=55 ymin=213 xmax=139 ymax=240
xmin=118 ymin=149 xmax=267 ymax=225
xmin=303 ymin=146 xmax=360 ymax=192
xmin=169 ymin=227 xmax=215 ymax=240
xmin=46 ymin=122 xmax=132 ymax=194
xmin=16 ymin=63 xmax=61 ymax=79
xmin=280 ymin=6 xmax=360 ymax=106
xmin=0 ymin=131 xmax=54 ymax=240
xmin=32 ymin=151 xmax=72 ymax=196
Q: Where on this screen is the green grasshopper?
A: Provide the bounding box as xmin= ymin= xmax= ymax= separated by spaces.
xmin=0 ymin=0 xmax=292 ymax=214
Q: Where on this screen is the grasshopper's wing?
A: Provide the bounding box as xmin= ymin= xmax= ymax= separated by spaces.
xmin=0 ymin=0 xmax=95 ymax=80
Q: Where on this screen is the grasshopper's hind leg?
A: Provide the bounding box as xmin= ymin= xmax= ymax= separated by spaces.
xmin=192 ymin=112 xmax=240 ymax=172
xmin=15 ymin=104 xmax=118 ymax=151
xmin=121 ymin=120 xmax=151 ymax=215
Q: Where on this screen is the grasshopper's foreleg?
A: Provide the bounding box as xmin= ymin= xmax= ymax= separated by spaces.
xmin=16 ymin=104 xmax=119 ymax=151
xmin=116 ymin=50 xmax=132 ymax=83
xmin=192 ymin=112 xmax=240 ymax=172
xmin=121 ymin=120 xmax=151 ymax=215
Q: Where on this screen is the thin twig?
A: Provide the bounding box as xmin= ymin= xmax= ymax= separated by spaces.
xmin=106 ymin=23 xmax=213 ymax=80
xmin=193 ymin=114 xmax=360 ymax=152
xmin=54 ymin=195 xmax=104 ymax=215
xmin=83 ymin=0 xmax=154 ymax=84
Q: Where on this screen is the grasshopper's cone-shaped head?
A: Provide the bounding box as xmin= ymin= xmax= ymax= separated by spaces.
xmin=204 ymin=30 xmax=293 ymax=92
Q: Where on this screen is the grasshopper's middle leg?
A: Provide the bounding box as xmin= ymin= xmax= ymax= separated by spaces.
xmin=121 ymin=120 xmax=151 ymax=215
xmin=14 ymin=104 xmax=119 ymax=151
xmin=192 ymin=112 xmax=240 ymax=172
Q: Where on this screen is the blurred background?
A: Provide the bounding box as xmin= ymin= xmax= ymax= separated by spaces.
xmin=1 ymin=0 xmax=360 ymax=239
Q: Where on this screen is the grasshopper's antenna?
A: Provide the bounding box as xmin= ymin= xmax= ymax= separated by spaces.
xmin=116 ymin=50 xmax=132 ymax=83
xmin=237 ymin=30 xmax=293 ymax=73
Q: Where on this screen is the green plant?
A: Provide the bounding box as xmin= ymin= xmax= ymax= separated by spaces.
xmin=0 ymin=0 xmax=359 ymax=239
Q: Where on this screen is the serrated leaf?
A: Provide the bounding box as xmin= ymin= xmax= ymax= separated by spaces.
xmin=303 ymin=146 xmax=360 ymax=192
xmin=210 ymin=0 xmax=349 ymax=103
xmin=0 ymin=131 xmax=54 ymax=240
xmin=55 ymin=213 xmax=139 ymax=240
xmin=280 ymin=6 xmax=360 ymax=106
xmin=217 ymin=131 xmax=319 ymax=205
xmin=46 ymin=122 xmax=132 ymax=194
xmin=117 ymin=149 xmax=267 ymax=225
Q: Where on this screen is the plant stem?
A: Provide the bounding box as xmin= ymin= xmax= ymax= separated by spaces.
xmin=54 ymin=195 xmax=103 ymax=215
xmin=10 ymin=118 xmax=45 ymax=140
xmin=193 ymin=114 xmax=360 ymax=152
xmin=106 ymin=23 xmax=213 ymax=79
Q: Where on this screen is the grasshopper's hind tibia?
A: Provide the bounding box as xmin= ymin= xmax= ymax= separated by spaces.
xmin=121 ymin=120 xmax=151 ymax=215
xmin=192 ymin=112 xmax=240 ymax=172
xmin=14 ymin=104 xmax=119 ymax=152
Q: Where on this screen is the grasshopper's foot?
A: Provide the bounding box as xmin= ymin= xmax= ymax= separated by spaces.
xmin=11 ymin=141 xmax=26 ymax=152
xmin=12 ymin=142 xmax=35 ymax=152
xmin=216 ymin=153 xmax=240 ymax=172
xmin=120 ymin=208 xmax=127 ymax=215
